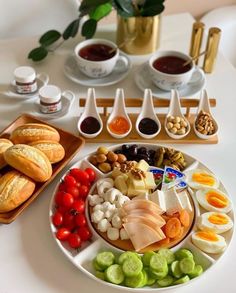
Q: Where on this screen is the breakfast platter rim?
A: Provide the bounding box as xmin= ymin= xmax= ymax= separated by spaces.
xmin=49 ymin=142 xmax=234 ymax=291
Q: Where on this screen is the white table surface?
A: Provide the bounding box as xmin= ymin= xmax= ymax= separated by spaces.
xmin=0 ymin=12 xmax=236 ymax=293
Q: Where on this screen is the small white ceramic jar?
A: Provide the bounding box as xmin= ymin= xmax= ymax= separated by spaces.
xmin=14 ymin=66 xmax=38 ymax=94
xmin=39 ymin=85 xmax=62 ymax=114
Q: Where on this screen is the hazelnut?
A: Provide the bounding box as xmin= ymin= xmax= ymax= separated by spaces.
xmin=175 ymin=123 xmax=181 ymax=130
xmin=177 ymin=128 xmax=186 ymax=135
xmin=107 ymin=151 xmax=118 ymax=162
xmin=117 ymin=154 xmax=127 ymax=163
xmin=167 ymin=122 xmax=173 ymax=130
xmin=96 ymin=154 xmax=107 ymax=163
xmin=98 ymin=162 xmax=112 ymax=173
xmin=89 ymin=155 xmax=98 ymax=166
xmin=170 ymin=127 xmax=177 ymax=134
xmin=112 ymin=161 xmax=121 ymax=169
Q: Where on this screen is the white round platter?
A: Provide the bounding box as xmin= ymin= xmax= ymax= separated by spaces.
xmin=49 ymin=143 xmax=234 ymax=291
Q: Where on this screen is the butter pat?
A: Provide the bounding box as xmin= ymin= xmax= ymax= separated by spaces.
xmin=136 ymin=160 xmax=150 ymax=172
xmin=144 ymin=172 xmax=156 ymax=189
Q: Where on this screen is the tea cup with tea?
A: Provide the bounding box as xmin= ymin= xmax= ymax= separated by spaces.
xmin=74 ymin=39 xmax=129 ymax=78
xmin=149 ymin=51 xmax=205 ymax=91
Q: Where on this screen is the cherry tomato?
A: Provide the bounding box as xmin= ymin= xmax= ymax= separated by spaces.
xmin=55 ymin=191 xmax=65 ymax=206
xmin=75 ymin=214 xmax=87 ymax=227
xmin=58 ymin=182 xmax=66 ymax=192
xmin=57 ymin=206 xmax=68 ymax=214
xmin=63 ymin=212 xmax=75 ymax=227
xmin=71 ymin=200 xmax=85 ymax=214
xmin=64 ymin=175 xmax=77 ymax=187
xmin=68 ymin=233 xmax=81 ymax=249
xmin=62 ymin=193 xmax=74 ymax=208
xmin=76 ymin=182 xmax=81 ymax=189
xmin=79 ymin=185 xmax=89 ymax=199
xmin=85 ymin=168 xmax=96 ymax=183
xmin=52 ymin=211 xmax=63 ymax=226
xmin=70 ymin=168 xmax=89 ymax=185
xmin=56 ymin=228 xmax=71 ymax=241
xmin=66 ymin=186 xmax=80 ymax=199
xmin=78 ymin=226 xmax=92 ymax=241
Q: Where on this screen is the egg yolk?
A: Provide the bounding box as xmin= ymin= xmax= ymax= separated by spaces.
xmin=196 ymin=231 xmax=218 ymax=242
xmin=192 ymin=172 xmax=215 ymax=186
xmin=206 ymin=191 xmax=228 ymax=208
xmin=208 ymin=214 xmax=228 ymax=225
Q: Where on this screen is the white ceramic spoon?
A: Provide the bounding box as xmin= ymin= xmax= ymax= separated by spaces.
xmin=193 ymin=89 xmax=218 ymax=139
xmin=106 ymin=88 xmax=132 ymax=139
xmin=77 ymin=88 xmax=103 ymax=138
xmin=165 ymin=89 xmax=191 ymax=139
xmin=135 ymin=88 xmax=161 ymax=139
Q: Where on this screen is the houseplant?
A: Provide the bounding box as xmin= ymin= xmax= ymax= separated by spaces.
xmin=28 ymin=0 xmax=165 ymax=61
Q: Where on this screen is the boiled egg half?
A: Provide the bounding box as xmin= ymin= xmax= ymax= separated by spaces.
xmin=198 ymin=212 xmax=233 ymax=234
xmin=196 ymin=188 xmax=232 ymax=213
xmin=192 ymin=231 xmax=226 ymax=254
xmin=185 ymin=169 xmax=219 ymax=189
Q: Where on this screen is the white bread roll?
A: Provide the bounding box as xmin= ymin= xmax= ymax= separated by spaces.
xmin=29 ymin=140 xmax=65 ymax=164
xmin=4 ymin=144 xmax=52 ymax=182
xmin=10 ymin=123 xmax=60 ymax=144
xmin=0 ymin=138 xmax=13 ymax=169
xmin=0 ymin=170 xmax=35 ymax=212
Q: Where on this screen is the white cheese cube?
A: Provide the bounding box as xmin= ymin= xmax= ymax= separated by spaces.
xmin=136 ymin=159 xmax=150 ymax=172
xmin=144 ymin=172 xmax=156 ymax=189
xmin=97 ymin=219 xmax=111 ymax=233
xmin=91 ymin=210 xmax=104 ymax=223
xmin=120 ymin=228 xmax=130 ymax=240
xmin=164 ymin=189 xmax=183 ymax=215
xmin=111 ymin=214 xmax=122 ymax=229
xmin=177 ymin=190 xmax=193 ymax=212
xmin=107 ymin=227 xmax=120 ymax=240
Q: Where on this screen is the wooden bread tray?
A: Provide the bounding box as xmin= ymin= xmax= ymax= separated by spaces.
xmin=0 ymin=114 xmax=84 ymax=224
xmin=79 ymin=97 xmax=218 ymax=144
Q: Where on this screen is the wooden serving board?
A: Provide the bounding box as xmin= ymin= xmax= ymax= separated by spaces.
xmin=88 ymin=189 xmax=195 ymax=253
xmin=0 ymin=114 xmax=84 ymax=224
xmin=79 ymin=98 xmax=218 ymax=144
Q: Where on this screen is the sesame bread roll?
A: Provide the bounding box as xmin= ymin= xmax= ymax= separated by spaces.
xmin=10 ymin=123 xmax=60 ymax=144
xmin=0 ymin=138 xmax=13 ymax=169
xmin=29 ymin=140 xmax=65 ymax=164
xmin=4 ymin=144 xmax=52 ymax=182
xmin=0 ymin=170 xmax=35 ymax=212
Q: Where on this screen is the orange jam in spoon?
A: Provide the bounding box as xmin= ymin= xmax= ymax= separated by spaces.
xmin=108 ymin=116 xmax=130 ymax=135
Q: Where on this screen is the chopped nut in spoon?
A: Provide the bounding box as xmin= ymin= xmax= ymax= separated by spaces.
xmin=195 ymin=110 xmax=215 ymax=135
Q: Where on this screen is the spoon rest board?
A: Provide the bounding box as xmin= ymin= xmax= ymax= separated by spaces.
xmin=78 ymin=98 xmax=218 ymax=144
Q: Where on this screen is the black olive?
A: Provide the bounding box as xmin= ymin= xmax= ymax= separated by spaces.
xmin=122 ymin=144 xmax=130 ymax=152
xmin=138 ymin=147 xmax=147 ymax=155
xmin=129 ymin=145 xmax=138 ymax=157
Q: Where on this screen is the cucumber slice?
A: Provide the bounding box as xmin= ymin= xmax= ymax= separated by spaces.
xmin=144 ymin=268 xmax=156 ymax=286
xmin=157 ymin=275 xmax=174 ymax=287
xmin=93 ymin=259 xmax=104 ymax=272
xmin=175 ymin=249 xmax=194 ymax=260
xmin=150 ymin=254 xmax=168 ymax=273
xmin=96 ymin=252 xmax=115 ymax=270
xmin=118 ymin=251 xmax=140 ymax=265
xmin=173 ymin=275 xmax=190 ymax=285
xmin=150 ymin=268 xmax=168 ymax=280
xmin=158 ymin=248 xmax=175 ymax=265
xmin=105 ymin=264 xmax=124 ymax=284
xmin=170 ymin=261 xmax=183 ymax=278
xmin=125 ymin=271 xmax=144 ymax=288
xmin=95 ymin=271 xmax=105 ymax=280
xmin=188 ymin=264 xmax=203 ymax=278
xmin=140 ymin=269 xmax=148 ymax=287
xmin=179 ymin=258 xmax=195 ymax=274
xmin=142 ymin=251 xmax=156 ymax=267
xmin=122 ymin=257 xmax=143 ymax=277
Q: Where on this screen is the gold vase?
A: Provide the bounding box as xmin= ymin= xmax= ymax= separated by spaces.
xmin=116 ymin=15 xmax=161 ymax=55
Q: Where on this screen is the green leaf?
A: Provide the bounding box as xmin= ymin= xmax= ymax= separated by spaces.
xmin=28 ymin=47 xmax=48 ymax=61
xmin=141 ymin=0 xmax=165 ymax=16
xmin=90 ymin=3 xmax=112 ymax=21
xmin=79 ymin=0 xmax=111 ymax=15
xmin=39 ymin=30 xmax=61 ymax=46
xmin=112 ymin=0 xmax=134 ymax=17
xmin=63 ymin=19 xmax=80 ymax=40
xmin=81 ymin=19 xmax=97 ymax=39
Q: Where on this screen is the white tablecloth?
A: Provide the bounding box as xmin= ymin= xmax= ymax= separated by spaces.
xmin=0 ymin=13 xmax=236 ymax=293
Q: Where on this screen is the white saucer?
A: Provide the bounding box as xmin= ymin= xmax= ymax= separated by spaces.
xmin=64 ymin=54 xmax=132 ymax=87
xmin=134 ymin=63 xmax=206 ymax=98
xmin=6 ymin=74 xmax=49 ymax=99
xmin=30 ymin=91 xmax=75 ymax=120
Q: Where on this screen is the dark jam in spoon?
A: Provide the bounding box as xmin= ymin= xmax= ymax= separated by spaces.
xmin=80 ymin=116 xmax=101 ymax=134
xmin=138 ymin=118 xmax=158 ymax=135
